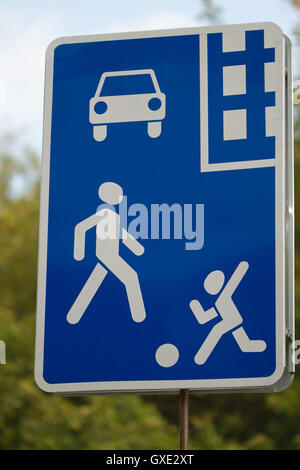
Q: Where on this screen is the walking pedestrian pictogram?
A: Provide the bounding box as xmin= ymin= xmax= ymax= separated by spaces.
xmin=67 ymin=182 xmax=146 ymax=325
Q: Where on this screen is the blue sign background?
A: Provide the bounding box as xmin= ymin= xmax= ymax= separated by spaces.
xmin=43 ymin=33 xmax=276 ymax=385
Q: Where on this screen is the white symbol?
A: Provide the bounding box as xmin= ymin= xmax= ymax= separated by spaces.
xmin=67 ymin=182 xmax=146 ymax=325
xmin=200 ymin=30 xmax=278 ymax=173
xmin=189 ymin=261 xmax=267 ymax=365
xmin=155 ymin=343 xmax=179 ymax=368
xmin=89 ymin=69 xmax=166 ymax=141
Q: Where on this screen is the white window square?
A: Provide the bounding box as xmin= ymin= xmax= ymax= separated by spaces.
xmin=222 ymin=31 xmax=245 ymax=52
xmin=223 ymin=109 xmax=247 ymax=141
xmin=223 ymin=65 xmax=246 ymax=96
xmin=264 ymin=62 xmax=276 ymax=92
xmin=265 ymin=106 xmax=276 ymax=137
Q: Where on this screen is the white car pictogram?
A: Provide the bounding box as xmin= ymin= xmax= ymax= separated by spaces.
xmin=89 ymin=69 xmax=166 ymax=141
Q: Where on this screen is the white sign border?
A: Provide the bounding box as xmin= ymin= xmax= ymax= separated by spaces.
xmin=35 ymin=22 xmax=288 ymax=394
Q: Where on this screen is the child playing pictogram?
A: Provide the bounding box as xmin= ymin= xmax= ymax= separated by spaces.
xmin=189 ymin=261 xmax=266 ymax=365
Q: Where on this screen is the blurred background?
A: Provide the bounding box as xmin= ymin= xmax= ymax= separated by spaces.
xmin=0 ymin=0 xmax=299 ymax=450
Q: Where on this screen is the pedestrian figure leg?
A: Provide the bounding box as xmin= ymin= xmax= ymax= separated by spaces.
xmin=232 ymin=327 xmax=266 ymax=352
xmin=124 ymin=271 xmax=146 ymax=323
xmin=105 ymin=257 xmax=146 ymax=323
xmin=67 ymin=263 xmax=108 ymax=324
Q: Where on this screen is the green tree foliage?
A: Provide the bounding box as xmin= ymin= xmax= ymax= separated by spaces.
xmin=197 ymin=0 xmax=223 ymax=24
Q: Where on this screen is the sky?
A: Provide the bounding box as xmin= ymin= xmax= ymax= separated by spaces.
xmin=0 ymin=0 xmax=298 ymax=153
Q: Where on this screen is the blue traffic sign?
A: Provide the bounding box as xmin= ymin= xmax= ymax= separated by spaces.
xmin=35 ymin=23 xmax=294 ymax=394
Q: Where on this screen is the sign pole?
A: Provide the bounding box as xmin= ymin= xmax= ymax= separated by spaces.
xmin=179 ymin=389 xmax=189 ymax=450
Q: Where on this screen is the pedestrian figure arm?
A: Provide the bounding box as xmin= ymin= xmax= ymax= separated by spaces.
xmin=122 ymin=228 xmax=144 ymax=256
xmin=189 ymin=300 xmax=218 ymax=324
xmin=74 ymin=214 xmax=100 ymax=260
xmin=223 ymin=261 xmax=249 ymax=297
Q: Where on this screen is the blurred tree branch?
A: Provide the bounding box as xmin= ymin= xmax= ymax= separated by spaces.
xmin=290 ymin=0 xmax=300 ymax=7
xmin=198 ymin=0 xmax=223 ymax=25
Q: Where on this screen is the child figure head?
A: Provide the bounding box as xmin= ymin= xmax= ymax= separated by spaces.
xmin=204 ymin=270 xmax=225 ymax=295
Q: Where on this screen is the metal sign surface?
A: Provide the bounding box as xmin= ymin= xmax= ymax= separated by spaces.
xmin=35 ymin=22 xmax=294 ymax=395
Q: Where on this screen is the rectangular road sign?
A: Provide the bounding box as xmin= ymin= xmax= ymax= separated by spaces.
xmin=35 ymin=22 xmax=294 ymax=395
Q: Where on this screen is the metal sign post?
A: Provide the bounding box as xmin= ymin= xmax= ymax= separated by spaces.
xmin=179 ymin=390 xmax=189 ymax=450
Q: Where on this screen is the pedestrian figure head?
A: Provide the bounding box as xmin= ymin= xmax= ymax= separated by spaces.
xmin=98 ymin=182 xmax=123 ymax=205
xmin=204 ymin=270 xmax=225 ymax=295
